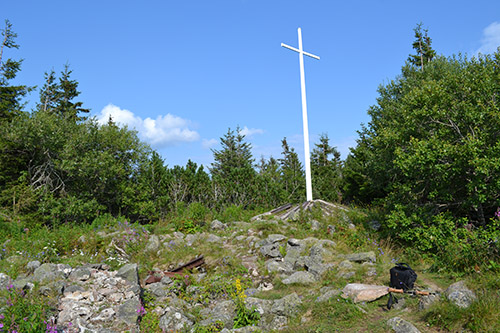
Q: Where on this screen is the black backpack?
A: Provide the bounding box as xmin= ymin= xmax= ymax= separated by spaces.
xmin=387 ymin=263 xmax=417 ymax=309
xmin=390 ymin=263 xmax=417 ymax=291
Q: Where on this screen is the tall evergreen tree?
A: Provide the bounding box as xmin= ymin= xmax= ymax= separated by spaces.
xmin=311 ymin=133 xmax=342 ymax=202
xmin=279 ymin=137 xmax=305 ymax=203
xmin=210 ymin=127 xmax=257 ymax=207
xmin=408 ymin=23 xmax=436 ymax=71
xmin=0 ymin=20 xmax=30 ymax=122
xmin=256 ymin=156 xmax=284 ymax=207
xmin=36 ymin=64 xmax=89 ymax=121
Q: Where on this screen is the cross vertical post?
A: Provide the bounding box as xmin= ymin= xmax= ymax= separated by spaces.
xmin=281 ymin=27 xmax=320 ymax=202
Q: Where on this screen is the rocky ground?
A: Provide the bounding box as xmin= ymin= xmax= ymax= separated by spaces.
xmin=0 ymin=210 xmax=478 ymax=332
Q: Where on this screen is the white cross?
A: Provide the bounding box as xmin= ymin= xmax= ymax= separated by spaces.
xmin=281 ymin=28 xmax=320 ymax=202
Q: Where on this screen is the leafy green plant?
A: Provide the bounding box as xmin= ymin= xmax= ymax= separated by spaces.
xmin=0 ymin=284 xmax=55 ymax=332
xmin=232 ymin=278 xmax=260 ymax=328
xmin=139 ymin=290 xmax=162 ymax=333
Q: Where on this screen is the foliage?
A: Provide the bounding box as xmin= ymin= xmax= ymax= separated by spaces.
xmin=0 ymin=20 xmax=31 ymax=123
xmin=138 ymin=290 xmax=162 ymax=333
xmin=36 ymin=64 xmax=90 ymax=121
xmin=232 ymin=278 xmax=260 ymax=328
xmin=0 ymin=284 xmax=56 ymax=332
xmin=279 ymin=137 xmax=305 ymax=203
xmin=211 ymin=127 xmax=257 ymax=208
xmin=310 ymin=133 xmax=342 ymax=202
xmin=408 ymin=22 xmax=436 ymax=71
xmin=344 ymin=35 xmax=500 ymax=268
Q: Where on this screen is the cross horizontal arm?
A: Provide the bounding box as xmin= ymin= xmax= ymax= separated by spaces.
xmin=281 ymin=43 xmax=320 ymax=60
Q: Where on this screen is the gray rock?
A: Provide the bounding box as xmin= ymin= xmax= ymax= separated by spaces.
xmin=147 ymin=282 xmax=169 ymax=298
xmin=445 ymin=280 xmax=476 ymax=308
xmin=64 ymin=284 xmax=85 ymax=294
xmin=282 ymin=271 xmax=316 ymax=285
xmin=245 ymin=297 xmax=273 ymax=315
xmin=316 ymin=288 xmax=340 ymax=302
xmin=266 ymin=260 xmax=294 ymax=274
xmin=206 ymin=234 xmax=222 ymax=243
xmin=306 ymin=262 xmax=334 ymax=277
xmin=33 ymin=263 xmax=67 ymax=283
xmin=69 ymin=266 xmax=91 ymax=281
xmin=200 ymin=300 xmax=236 ymax=328
xmin=310 ymin=220 xmax=321 ymax=231
xmin=0 ymin=273 xmax=11 ymax=289
xmin=419 ymin=294 xmax=440 ymax=311
xmin=159 ymin=307 xmax=194 ymax=331
xmin=267 ymin=315 xmax=288 ymax=330
xmin=145 ymin=235 xmax=160 ymax=252
xmin=12 ymin=278 xmax=34 ymax=291
xmin=185 ymin=234 xmax=198 ymax=246
xmin=338 ymin=260 xmax=354 ymax=270
xmin=211 ymin=219 xmax=227 ymax=230
xmin=284 ymin=239 xmax=306 ymax=264
xmin=117 ymin=296 xmax=141 ymax=326
xmin=116 ymin=263 xmax=139 ymax=285
xmin=267 ymin=234 xmax=287 ymax=244
xmin=260 ymin=244 xmax=281 ymax=258
xmin=26 ymin=260 xmax=41 ymax=272
xmin=345 ymin=251 xmax=376 ymax=263
xmin=387 ymin=316 xmax=421 ymax=333
xmin=271 ymin=292 xmax=302 ymax=317
xmin=391 ymin=297 xmax=406 ymax=310
xmin=173 ymin=231 xmax=185 ymax=239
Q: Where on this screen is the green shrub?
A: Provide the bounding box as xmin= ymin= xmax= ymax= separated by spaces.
xmin=0 ymin=284 xmax=55 ymax=332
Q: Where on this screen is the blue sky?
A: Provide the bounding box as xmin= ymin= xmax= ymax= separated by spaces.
xmin=3 ymin=1 xmax=500 ymax=168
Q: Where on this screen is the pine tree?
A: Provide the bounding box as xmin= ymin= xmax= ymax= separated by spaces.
xmin=0 ymin=20 xmax=30 ymax=122
xmin=210 ymin=127 xmax=257 ymax=207
xmin=311 ymin=133 xmax=342 ymax=202
xmin=36 ymin=64 xmax=89 ymax=121
xmin=279 ymin=137 xmax=305 ymax=203
xmin=408 ymin=23 xmax=436 ymax=71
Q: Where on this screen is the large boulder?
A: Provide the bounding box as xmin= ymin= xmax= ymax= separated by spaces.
xmin=282 ymin=271 xmax=316 ymax=285
xmin=116 ymin=263 xmax=139 ymax=286
xmin=117 ymin=296 xmax=141 ymax=326
xmin=344 ymin=251 xmax=376 ymax=263
xmin=387 ymin=317 xmax=421 ymax=333
xmin=159 ymin=306 xmax=194 ymax=331
xmin=445 ymin=280 xmax=476 ymax=308
xmin=342 ymin=284 xmax=389 ymax=303
xmin=33 ymin=263 xmax=70 ymax=283
xmin=271 ymin=292 xmax=302 ymax=317
xmin=199 ymin=300 xmax=236 ymax=329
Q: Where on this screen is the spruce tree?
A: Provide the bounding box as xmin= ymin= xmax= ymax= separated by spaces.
xmin=0 ymin=20 xmax=30 ymax=122
xmin=408 ymin=23 xmax=436 ymax=71
xmin=279 ymin=137 xmax=305 ymax=203
xmin=210 ymin=127 xmax=257 ymax=207
xmin=311 ymin=134 xmax=342 ymax=202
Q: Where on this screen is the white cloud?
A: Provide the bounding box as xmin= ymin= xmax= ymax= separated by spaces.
xmin=202 ymin=138 xmax=218 ymax=149
xmin=97 ymin=104 xmax=199 ymax=147
xmin=239 ymin=126 xmax=264 ymax=138
xmin=477 ymin=22 xmax=500 ymax=55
